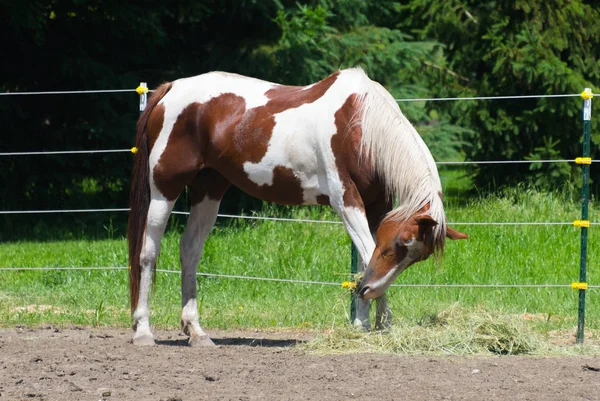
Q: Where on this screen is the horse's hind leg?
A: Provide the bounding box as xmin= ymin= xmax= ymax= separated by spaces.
xmin=180 ymin=169 xmax=230 ymax=346
xmin=133 ymin=193 xmax=175 ymax=345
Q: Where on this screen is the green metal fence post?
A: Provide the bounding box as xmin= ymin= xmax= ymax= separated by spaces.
xmin=576 ymin=87 xmax=593 ymax=344
xmin=350 ymin=243 xmax=358 ymax=323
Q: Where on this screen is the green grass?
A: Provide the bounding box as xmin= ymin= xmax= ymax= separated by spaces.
xmin=0 ymin=188 xmax=598 ymax=347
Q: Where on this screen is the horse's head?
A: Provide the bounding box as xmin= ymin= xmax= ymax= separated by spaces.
xmin=356 ymin=212 xmax=468 ymax=300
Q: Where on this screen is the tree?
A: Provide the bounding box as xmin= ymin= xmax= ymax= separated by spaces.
xmin=398 ymin=0 xmax=600 ymax=190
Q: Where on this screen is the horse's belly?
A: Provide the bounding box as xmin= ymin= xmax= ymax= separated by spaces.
xmin=226 ymin=159 xmax=329 ymax=206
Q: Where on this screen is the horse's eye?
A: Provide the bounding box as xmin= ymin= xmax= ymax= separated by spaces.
xmin=381 ymin=248 xmax=394 ymax=258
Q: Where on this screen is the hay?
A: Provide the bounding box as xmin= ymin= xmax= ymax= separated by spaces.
xmin=302 ymin=305 xmax=544 ymax=356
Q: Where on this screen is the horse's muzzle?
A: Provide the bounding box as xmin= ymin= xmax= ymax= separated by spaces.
xmin=356 ymin=269 xmax=376 ymax=299
xmin=357 ymin=284 xmax=372 ymax=299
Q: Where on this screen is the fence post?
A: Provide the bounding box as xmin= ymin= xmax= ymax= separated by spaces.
xmin=576 ymin=88 xmax=593 ymax=344
xmin=350 ymin=243 xmax=358 ymax=323
xmin=137 ymin=82 xmax=148 ymax=112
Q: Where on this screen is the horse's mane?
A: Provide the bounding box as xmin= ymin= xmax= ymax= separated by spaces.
xmin=351 ymin=67 xmax=446 ymax=256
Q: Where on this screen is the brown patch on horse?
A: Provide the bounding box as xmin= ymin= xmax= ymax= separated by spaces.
xmin=153 ymin=93 xmax=248 ymax=201
xmin=147 ymin=103 xmax=165 ymax=153
xmin=330 ymin=94 xmax=386 ymax=221
xmin=264 ymin=71 xmax=340 ymax=108
xmin=365 ymin=197 xmax=393 ymax=233
xmin=153 ymin=102 xmax=210 ymax=200
xmin=316 ymin=195 xmax=330 ymax=205
xmin=188 ymin=168 xmax=231 ymax=205
xmin=264 ymin=166 xmax=305 ymax=204
xmin=230 ymin=107 xmax=275 ymax=164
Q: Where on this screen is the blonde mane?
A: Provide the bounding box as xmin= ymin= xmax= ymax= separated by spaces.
xmin=352 ymin=68 xmax=446 ymax=254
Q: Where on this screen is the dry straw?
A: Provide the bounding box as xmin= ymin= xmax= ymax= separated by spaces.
xmin=302 ymin=304 xmax=600 ymax=356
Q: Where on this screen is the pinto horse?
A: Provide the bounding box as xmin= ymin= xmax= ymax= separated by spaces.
xmin=128 ymin=67 xmax=467 ymax=346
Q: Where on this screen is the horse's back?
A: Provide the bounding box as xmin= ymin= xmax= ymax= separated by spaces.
xmin=164 ymin=71 xmax=277 ymax=110
xmin=146 ymin=68 xmax=373 ymax=205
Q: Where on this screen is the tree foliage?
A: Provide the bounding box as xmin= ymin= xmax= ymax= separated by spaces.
xmin=398 ymin=0 xmax=600 ymax=188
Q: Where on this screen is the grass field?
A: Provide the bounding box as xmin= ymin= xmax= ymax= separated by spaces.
xmin=0 ymin=188 xmax=598 ymax=349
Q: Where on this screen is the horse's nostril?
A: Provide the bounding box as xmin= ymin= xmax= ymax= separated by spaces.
xmin=359 ymin=285 xmax=370 ymax=298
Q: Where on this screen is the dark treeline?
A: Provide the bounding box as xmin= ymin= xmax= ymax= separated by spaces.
xmin=1 ymin=0 xmax=598 ymax=239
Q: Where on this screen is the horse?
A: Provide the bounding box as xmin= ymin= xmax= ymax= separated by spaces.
xmin=128 ymin=67 xmax=468 ymax=346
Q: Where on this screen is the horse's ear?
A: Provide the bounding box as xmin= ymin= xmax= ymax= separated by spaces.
xmin=415 ymin=214 xmax=438 ymax=227
xmin=446 ymin=226 xmax=468 ymax=240
xmin=415 ymin=215 xmax=438 ymax=240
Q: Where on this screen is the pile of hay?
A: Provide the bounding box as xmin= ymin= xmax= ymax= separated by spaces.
xmin=303 ymin=305 xmax=543 ymax=356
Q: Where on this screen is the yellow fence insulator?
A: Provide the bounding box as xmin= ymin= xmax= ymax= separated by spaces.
xmin=136 ymin=85 xmax=149 ymax=95
xmin=575 ymin=157 xmax=592 ymax=165
xmin=581 ymin=90 xmax=594 ymax=100
xmin=572 ymin=282 xmax=588 ymax=291
xmin=573 ymin=220 xmax=591 ymax=228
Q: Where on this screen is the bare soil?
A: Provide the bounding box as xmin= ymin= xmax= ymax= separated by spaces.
xmin=1 ymin=326 xmax=599 ymax=401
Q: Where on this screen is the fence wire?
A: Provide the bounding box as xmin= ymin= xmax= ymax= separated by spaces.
xmin=0 ymin=207 xmax=598 ymax=226
xmin=394 ymin=93 xmax=586 ymax=102
xmin=0 ymin=266 xmax=597 ymax=289
xmin=2 ymin=149 xmax=599 ymax=166
xmin=1 ymin=86 xmax=596 ymax=295
xmin=1 ymin=89 xmax=595 ymax=100
xmin=0 ymin=89 xmax=136 ymax=96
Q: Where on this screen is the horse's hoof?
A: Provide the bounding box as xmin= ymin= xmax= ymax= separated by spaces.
xmin=374 ymin=324 xmax=392 ymax=332
xmin=189 ymin=334 xmax=215 ymax=347
xmin=352 ymin=319 xmax=371 ymax=332
xmin=375 ymin=319 xmax=392 ymax=331
xmin=132 ymin=333 xmax=155 ymax=346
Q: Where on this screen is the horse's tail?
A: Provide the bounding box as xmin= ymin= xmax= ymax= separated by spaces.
xmin=128 ymin=82 xmax=172 ymax=314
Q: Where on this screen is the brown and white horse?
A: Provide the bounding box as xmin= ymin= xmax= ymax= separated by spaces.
xmin=128 ymin=67 xmax=467 ymax=346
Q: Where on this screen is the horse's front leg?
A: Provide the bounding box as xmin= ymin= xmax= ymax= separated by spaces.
xmin=353 ymin=253 xmax=373 ymax=330
xmin=375 ymin=294 xmax=392 ymax=330
xmin=330 ymin=185 xmax=376 ymax=330
xmin=365 ymin=197 xmax=394 ymax=331
xmin=355 ymin=249 xmax=392 ymax=330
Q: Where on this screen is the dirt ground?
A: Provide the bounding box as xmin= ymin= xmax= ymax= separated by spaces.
xmin=1 ymin=327 xmax=600 ymax=401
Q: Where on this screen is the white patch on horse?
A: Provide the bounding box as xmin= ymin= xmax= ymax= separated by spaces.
xmin=242 ymin=70 xmax=367 ymax=204
xmin=341 ymin=206 xmax=375 ymax=261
